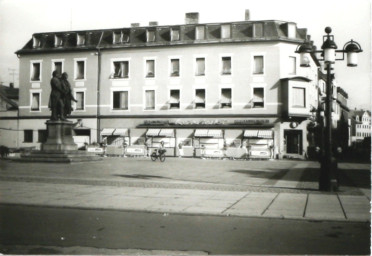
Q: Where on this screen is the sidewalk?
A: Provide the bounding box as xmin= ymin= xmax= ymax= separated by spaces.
xmin=0 ymin=158 xmax=370 ymax=222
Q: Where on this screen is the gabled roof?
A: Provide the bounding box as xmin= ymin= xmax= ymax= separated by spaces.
xmin=16 ymin=20 xmax=308 ymax=55
xmin=0 ymin=85 xmax=18 ymax=110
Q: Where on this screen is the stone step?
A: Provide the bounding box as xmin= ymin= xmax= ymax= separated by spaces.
xmin=18 ymin=150 xmax=101 ymax=163
xmin=17 ymin=156 xmax=99 ymax=163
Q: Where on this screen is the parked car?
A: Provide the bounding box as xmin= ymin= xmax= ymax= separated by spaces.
xmin=249 ymin=145 xmax=271 ymax=159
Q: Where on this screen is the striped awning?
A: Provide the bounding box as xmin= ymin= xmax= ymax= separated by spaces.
xmin=258 ymin=130 xmax=273 ymax=138
xmin=113 ymin=128 xmax=129 ymax=136
xmin=101 ymin=128 xmax=115 ymax=136
xmin=194 ymin=129 xmax=209 ymax=137
xmin=159 ymin=129 xmax=174 ymax=137
xmin=208 ymin=129 xmax=223 ymax=138
xmin=244 ymin=130 xmax=259 ymax=137
xmin=146 ymin=129 xmax=160 ymax=136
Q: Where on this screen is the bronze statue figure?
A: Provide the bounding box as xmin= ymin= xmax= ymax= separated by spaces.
xmin=49 ymin=70 xmax=65 ymax=121
xmin=61 ymin=72 xmax=77 ymax=117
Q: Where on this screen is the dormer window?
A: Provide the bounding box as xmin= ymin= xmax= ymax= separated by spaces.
xmin=32 ymin=36 xmax=41 ymax=48
xmin=221 ymin=24 xmax=231 ymax=39
xmin=77 ymin=33 xmax=85 ymax=46
xmin=287 ymin=23 xmax=296 ymax=38
xmin=253 ymin=23 xmax=263 ymax=38
xmin=195 ymin=26 xmax=205 ymax=40
xmin=171 ymin=28 xmax=180 ymax=41
xmin=122 ymin=31 xmax=130 ymax=43
xmin=147 ymin=30 xmax=155 ymax=42
xmin=113 ymin=31 xmax=122 ymax=44
xmin=54 ymin=35 xmax=63 ymax=47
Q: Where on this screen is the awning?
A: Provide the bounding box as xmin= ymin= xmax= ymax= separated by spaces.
xmin=194 ymin=129 xmax=209 ymax=137
xmin=159 ymin=129 xmax=174 ymax=137
xmin=101 ymin=128 xmax=115 ymax=136
xmin=258 ymin=130 xmax=273 ymax=138
xmin=244 ymin=130 xmax=259 ymax=137
xmin=113 ymin=128 xmax=129 ymax=136
xmin=146 ymin=129 xmax=160 ymax=136
xmin=208 ymin=129 xmax=223 ymax=138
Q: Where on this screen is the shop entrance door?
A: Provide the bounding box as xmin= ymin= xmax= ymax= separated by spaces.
xmin=284 ymin=130 xmax=302 ymax=155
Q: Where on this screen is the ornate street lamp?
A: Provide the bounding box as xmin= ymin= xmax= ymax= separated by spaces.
xmin=295 ymin=27 xmax=362 ymax=191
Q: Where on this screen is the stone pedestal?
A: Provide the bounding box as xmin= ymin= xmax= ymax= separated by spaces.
xmin=42 ymin=120 xmax=78 ymax=151
xmin=19 ymin=120 xmax=100 ymax=163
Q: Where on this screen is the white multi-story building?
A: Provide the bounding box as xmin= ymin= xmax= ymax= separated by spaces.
xmin=351 ymin=110 xmax=371 ymax=142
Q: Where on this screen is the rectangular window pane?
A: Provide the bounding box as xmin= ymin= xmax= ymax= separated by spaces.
xmin=31 ymin=93 xmax=40 ymax=111
xmin=55 ymin=36 xmax=63 ymax=47
xmin=253 ymin=56 xmax=264 ymax=74
xmin=76 ymin=92 xmax=84 ymax=110
xmin=54 ymin=62 xmax=62 ymax=76
xmin=170 ymin=59 xmax=180 ymax=77
xmin=171 ymin=29 xmax=180 ymax=41
xmin=253 ymin=23 xmax=263 ymax=37
xmin=221 ymin=25 xmax=231 ymax=39
xmin=33 ymin=36 xmax=40 ymax=48
xmin=24 ymin=130 xmax=33 ymax=143
xmin=147 ymin=30 xmax=155 ymax=42
xmin=146 ymin=60 xmax=155 ymax=77
xmin=113 ymin=32 xmax=122 ymax=43
xmin=76 ymin=61 xmax=85 ymax=79
xmin=196 ymin=26 xmax=205 ymax=40
xmin=170 ymin=90 xmax=180 ymax=109
xmin=195 ymin=89 xmax=205 ymax=109
xmin=113 ymin=61 xmax=129 ymax=78
xmin=31 ymin=63 xmax=40 ymax=81
xmin=292 ymin=87 xmax=305 ymax=107
xmin=145 ymin=90 xmax=155 ymax=110
xmin=38 ymin=130 xmax=47 ymax=143
xmin=287 ymin=23 xmax=296 ymax=38
xmin=289 ymin=57 xmax=296 ymax=75
xmin=253 ymin=87 xmax=264 ymax=108
xmin=222 ymin=57 xmax=231 ymax=75
xmin=113 ymin=91 xmax=128 ymax=110
xmin=196 ymin=58 xmax=205 ymax=76
xmin=77 ymin=34 xmax=85 ymax=45
xmin=221 ymin=88 xmax=232 ymax=108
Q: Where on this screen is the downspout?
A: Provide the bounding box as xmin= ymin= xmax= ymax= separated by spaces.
xmin=96 ymin=32 xmax=104 ymax=143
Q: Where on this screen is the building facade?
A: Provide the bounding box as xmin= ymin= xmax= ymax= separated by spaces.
xmin=350 ymin=110 xmax=371 ymax=143
xmin=12 ymin=11 xmax=320 ymax=159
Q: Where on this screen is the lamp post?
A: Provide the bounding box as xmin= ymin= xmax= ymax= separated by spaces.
xmin=296 ymin=27 xmax=362 ymax=191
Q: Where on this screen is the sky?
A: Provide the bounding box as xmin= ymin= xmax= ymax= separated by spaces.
xmin=0 ymin=0 xmax=370 ymax=109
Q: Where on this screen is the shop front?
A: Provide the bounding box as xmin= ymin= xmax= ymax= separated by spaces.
xmin=146 ymin=128 xmax=176 ymax=157
xmin=101 ymin=128 xmax=129 ymax=156
xmin=243 ymin=129 xmax=274 ymax=159
xmin=176 ymin=129 xmax=194 ymax=157
xmin=224 ymin=129 xmax=247 ymax=159
xmin=194 ymin=129 xmax=224 ymax=158
xmin=126 ymin=128 xmax=147 ymax=157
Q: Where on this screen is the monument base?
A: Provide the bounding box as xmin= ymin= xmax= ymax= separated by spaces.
xmin=20 ymin=120 xmax=100 ymax=163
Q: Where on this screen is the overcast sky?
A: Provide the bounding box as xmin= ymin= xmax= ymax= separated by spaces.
xmin=0 ymin=0 xmax=370 ymax=109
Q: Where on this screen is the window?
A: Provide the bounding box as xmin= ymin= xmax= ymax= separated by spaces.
xmin=253 ymin=87 xmax=264 ymax=108
xmin=24 ymin=130 xmax=33 ymax=143
xmin=222 ymin=57 xmax=231 ymax=75
xmin=253 ymin=56 xmax=264 ymax=74
xmin=221 ymin=24 xmax=231 ymax=39
xmin=75 ymin=60 xmax=85 ymax=80
xmin=170 ymin=59 xmax=180 ymax=77
xmin=31 ymin=92 xmax=40 ymax=111
xmin=31 ymin=62 xmax=41 ymax=81
xmin=53 ymin=61 xmax=63 ymax=76
xmin=195 ymin=89 xmax=205 ymax=109
xmin=292 ymin=87 xmax=306 ymax=108
xmin=253 ymin=23 xmax=264 ymax=37
xmin=77 ymin=33 xmax=85 ymax=46
xmin=195 ymin=58 xmax=205 ymax=76
xmin=171 ymin=28 xmax=180 ymax=41
xmin=196 ymin=26 xmax=205 ymax=40
xmin=33 ymin=36 xmax=41 ymax=48
xmin=220 ymin=88 xmax=232 ymax=108
xmin=75 ymin=91 xmax=85 ymax=110
xmin=38 ymin=130 xmax=47 ymax=143
xmin=287 ymin=23 xmax=296 ymax=38
xmin=146 ymin=60 xmax=155 ymax=78
xmin=112 ymin=61 xmax=129 ymax=78
xmin=54 ymin=35 xmax=63 ymax=47
xmin=289 ymin=57 xmax=296 ymax=75
xmin=147 ymin=30 xmax=155 ymax=42
xmin=113 ymin=91 xmax=128 ymax=110
xmin=145 ymin=90 xmax=155 ymax=110
xmin=170 ymin=90 xmax=180 ymax=109
xmin=113 ymin=31 xmax=122 ymax=44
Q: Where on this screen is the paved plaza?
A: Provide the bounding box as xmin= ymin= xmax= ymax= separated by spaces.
xmin=0 ymin=157 xmax=370 ymax=222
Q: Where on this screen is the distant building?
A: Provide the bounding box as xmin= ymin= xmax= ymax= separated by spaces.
xmin=9 ymin=10 xmax=321 ymax=158
xmin=0 ymin=83 xmax=19 ymax=148
xmin=350 ymin=110 xmax=371 ymax=143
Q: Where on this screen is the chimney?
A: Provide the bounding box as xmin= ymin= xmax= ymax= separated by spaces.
xmin=245 ymin=9 xmax=250 ymax=21
xmin=185 ymin=12 xmax=199 ymax=24
xmin=149 ymin=21 xmax=158 ymax=26
xmin=131 ymin=23 xmax=140 ymax=27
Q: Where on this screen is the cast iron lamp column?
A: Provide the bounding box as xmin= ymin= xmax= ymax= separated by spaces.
xmin=296 ymin=27 xmax=362 ymax=191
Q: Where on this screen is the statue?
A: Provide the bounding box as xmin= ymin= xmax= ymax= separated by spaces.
xmin=61 ymin=72 xmax=77 ymax=117
xmin=49 ymin=71 xmax=65 ymax=121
